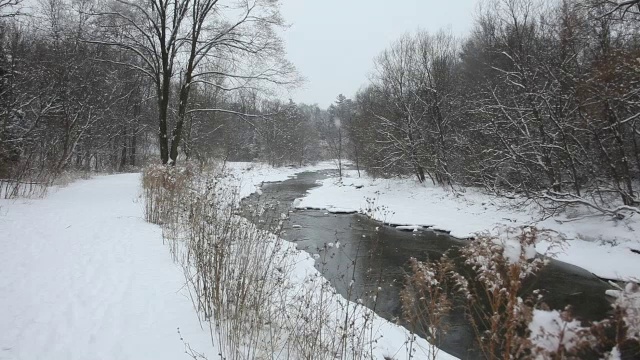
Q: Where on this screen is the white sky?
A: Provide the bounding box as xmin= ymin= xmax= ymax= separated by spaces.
xmin=279 ymin=0 xmax=479 ymax=108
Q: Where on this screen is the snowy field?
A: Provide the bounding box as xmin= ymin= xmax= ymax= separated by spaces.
xmin=293 ymin=169 xmax=640 ymax=282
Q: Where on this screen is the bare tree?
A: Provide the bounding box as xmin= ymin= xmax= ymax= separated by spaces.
xmin=90 ymin=0 xmax=297 ymax=165
xmin=323 ymin=95 xmax=355 ymax=178
xmin=349 ymin=0 xmax=640 ymax=217
xmin=368 ymin=31 xmax=459 ymax=184
xmin=589 ymin=0 xmax=640 ymax=18
xmin=0 ymin=0 xmax=23 ymax=17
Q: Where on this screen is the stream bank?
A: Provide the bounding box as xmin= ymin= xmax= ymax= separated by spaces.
xmin=242 ymin=170 xmax=613 ymax=359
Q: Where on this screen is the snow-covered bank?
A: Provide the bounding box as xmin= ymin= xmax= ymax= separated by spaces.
xmin=222 ymin=162 xmax=459 ymax=359
xmin=225 ymin=161 xmax=337 ymax=198
xmin=0 ymin=174 xmax=214 ymax=360
xmin=295 ymin=170 xmax=640 ymax=282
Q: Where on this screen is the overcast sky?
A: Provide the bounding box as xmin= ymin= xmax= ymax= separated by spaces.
xmin=279 ymin=0 xmax=479 ymax=108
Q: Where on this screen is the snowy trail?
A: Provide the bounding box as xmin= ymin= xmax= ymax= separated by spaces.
xmin=0 ymin=174 xmax=213 ymax=360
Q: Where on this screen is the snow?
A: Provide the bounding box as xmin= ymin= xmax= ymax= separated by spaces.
xmin=607 ymin=346 xmax=622 ymax=360
xmin=0 ymin=165 xmax=460 ymax=360
xmin=225 ymin=161 xmax=337 ymax=199
xmin=0 ymin=174 xmax=214 ymax=360
xmin=326 ymin=206 xmax=358 ymax=214
xmin=536 ymin=240 xmax=639 ymax=281
xmin=528 ymin=309 xmax=586 ymax=355
xmin=296 ymin=170 xmax=640 ymax=281
xmin=395 ymin=225 xmax=423 ymax=231
xmin=607 ymin=282 xmax=640 ymax=340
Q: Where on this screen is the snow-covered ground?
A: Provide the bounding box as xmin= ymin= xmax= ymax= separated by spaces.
xmin=225 ymin=161 xmax=338 ymax=198
xmin=0 ymin=174 xmax=214 ymax=360
xmin=293 ymin=169 xmax=639 ymax=282
xmin=0 ymin=164 xmax=458 ymax=360
xmin=3 ymin=161 xmax=633 ymax=359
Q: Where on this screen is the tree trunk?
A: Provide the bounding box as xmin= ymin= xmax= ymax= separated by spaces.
xmin=415 ymin=165 xmax=426 ymax=183
xmin=169 ymin=83 xmax=191 ymax=165
xmin=119 ymin=128 xmax=127 ymax=172
xmin=169 ymin=35 xmax=198 ymax=165
xmin=354 ymin=143 xmax=360 ymax=178
xmin=130 ymin=127 xmax=137 ymax=167
xmin=158 ymin=95 xmax=170 ymax=165
xmin=158 ymin=52 xmax=172 ymax=165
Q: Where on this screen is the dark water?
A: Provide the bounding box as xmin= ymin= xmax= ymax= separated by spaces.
xmin=242 ymin=170 xmax=613 ymax=359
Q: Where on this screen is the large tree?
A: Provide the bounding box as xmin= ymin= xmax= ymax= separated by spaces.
xmin=91 ymin=0 xmax=296 ymax=165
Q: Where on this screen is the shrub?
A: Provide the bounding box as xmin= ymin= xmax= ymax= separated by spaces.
xmin=402 ymin=226 xmax=640 ymax=360
xmin=141 ymin=163 xmax=194 ymax=225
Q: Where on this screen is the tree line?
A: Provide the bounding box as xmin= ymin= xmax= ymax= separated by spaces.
xmin=0 ymin=0 xmax=305 ymax=197
xmin=325 ymin=0 xmax=640 ymax=216
xmin=3 ymin=0 xmax=639 ymax=217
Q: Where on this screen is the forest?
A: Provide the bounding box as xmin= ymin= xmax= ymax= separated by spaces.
xmin=1 ymin=0 xmax=639 ymax=217
xmin=340 ymin=0 xmax=640 ymax=218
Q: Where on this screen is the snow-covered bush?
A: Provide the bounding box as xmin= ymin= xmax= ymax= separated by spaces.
xmin=602 ymin=282 xmax=640 ymax=359
xmin=402 ymin=226 xmax=548 ymax=360
xmin=460 ymin=227 xmax=547 ymax=359
xmin=403 ymin=224 xmax=640 ymax=359
xmin=527 ymin=281 xmax=640 ymax=359
xmin=527 ymin=307 xmax=593 ymax=359
xmin=614 ymin=282 xmax=640 ymax=341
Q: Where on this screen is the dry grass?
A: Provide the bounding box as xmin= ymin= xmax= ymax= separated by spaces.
xmin=401 ymin=227 xmax=640 ymax=359
xmin=400 ymin=255 xmax=455 ymax=360
xmin=141 ymin=163 xmax=386 ymax=359
xmin=1 ymin=168 xmax=94 ymax=199
xmin=141 ymin=163 xmax=195 ymax=225
xmin=0 ymin=179 xmax=48 ymax=199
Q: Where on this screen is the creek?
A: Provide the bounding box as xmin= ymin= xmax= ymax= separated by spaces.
xmin=242 ymin=170 xmax=613 ymax=359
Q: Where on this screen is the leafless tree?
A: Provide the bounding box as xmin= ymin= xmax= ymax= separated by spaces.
xmin=349 ymin=0 xmax=640 ymax=217
xmin=368 ymin=31 xmax=459 ymax=185
xmin=89 ymin=0 xmax=298 ymax=165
